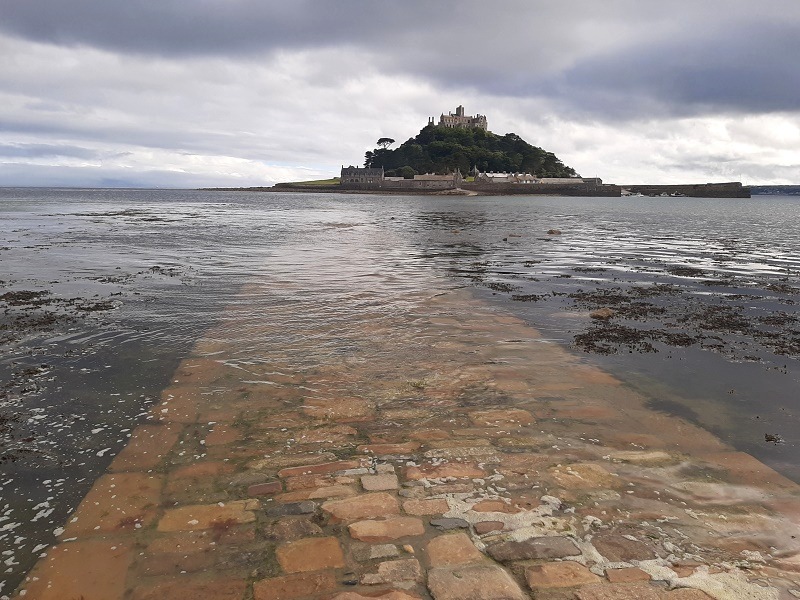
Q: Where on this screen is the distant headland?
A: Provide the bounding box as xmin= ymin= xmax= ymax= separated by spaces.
xmin=207 ymin=105 xmax=751 ymax=198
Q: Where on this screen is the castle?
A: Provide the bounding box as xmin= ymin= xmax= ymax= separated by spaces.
xmin=428 ymin=105 xmax=488 ymax=131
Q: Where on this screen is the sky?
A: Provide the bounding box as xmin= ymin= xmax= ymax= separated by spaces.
xmin=1 ymin=0 xmax=799 ymax=188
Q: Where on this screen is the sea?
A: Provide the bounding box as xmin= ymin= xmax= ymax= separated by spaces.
xmin=1 ymin=187 xmax=799 ymax=593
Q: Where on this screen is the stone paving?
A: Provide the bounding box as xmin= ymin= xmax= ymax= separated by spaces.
xmin=13 ymin=288 xmax=800 ymax=599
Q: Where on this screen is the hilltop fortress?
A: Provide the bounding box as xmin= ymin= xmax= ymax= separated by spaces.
xmin=260 ymin=105 xmax=750 ymax=198
xmin=330 ymin=105 xmax=750 ymax=197
xmin=339 ymin=105 xmax=618 ymax=194
xmin=430 ymin=105 xmax=488 ymax=131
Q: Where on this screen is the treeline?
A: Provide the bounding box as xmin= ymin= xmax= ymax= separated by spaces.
xmin=364 ymin=124 xmax=578 ymax=178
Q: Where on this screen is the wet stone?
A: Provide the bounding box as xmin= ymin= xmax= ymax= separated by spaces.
xmin=137 ymin=551 xmax=215 ymax=576
xmin=398 ymin=487 xmax=427 ymax=499
xmin=248 ymin=451 xmax=338 ymax=471
xmin=431 ymin=517 xmax=470 ymax=530
xmin=341 ymin=571 xmax=360 ymax=586
xmin=576 ymin=583 xmax=663 ymax=600
xmin=403 ymin=498 xmax=450 ymax=516
xmin=549 ymin=463 xmax=619 ymax=489
xmin=349 ymin=516 xmax=426 ymax=542
xmin=353 ymin=543 xmax=401 ymax=562
xmin=265 ymin=501 xmax=317 ymax=517
xmin=469 ymin=408 xmax=534 ymax=427
xmin=361 ymin=558 xmax=423 ymax=585
xmin=277 ymin=484 xmax=356 ymax=502
xmin=266 ymin=516 xmax=324 ymax=542
xmin=361 ymin=473 xmax=400 ymax=491
xmin=423 ymin=446 xmax=500 ymax=460
xmin=609 ymin=450 xmax=675 ymax=465
xmin=130 ymin=579 xmax=248 ymax=600
xmin=427 ymin=483 xmax=475 ymax=494
xmin=322 ymin=492 xmax=400 ymax=522
xmin=668 ymin=591 xmax=715 ymax=599
xmin=525 ymin=561 xmax=602 ymax=589
xmin=329 ymin=592 xmax=421 ymax=600
xmin=16 ymin=539 xmax=133 ymax=600
xmin=358 ymin=442 xmax=421 ymax=455
xmin=157 ymin=500 xmax=257 ymax=532
xmin=278 ymin=459 xmax=363 ymax=478
xmin=471 ymin=499 xmax=519 ymax=513
xmin=427 ymin=564 xmax=528 ymax=600
xmin=276 ymin=536 xmax=346 ymax=573
xmin=302 ymin=397 xmax=375 ymax=421
xmin=404 ymin=462 xmax=486 ymax=481
xmin=285 ymin=473 xmax=340 ymax=491
xmin=248 ymin=480 xmax=283 ymax=496
xmin=205 ymin=424 xmax=242 ymax=446
xmin=593 ymin=534 xmax=656 ymax=562
xmin=474 ymin=521 xmax=505 ymax=534
xmin=426 ymin=532 xmax=485 ymax=567
xmin=253 ymin=570 xmax=338 ymax=600
xmin=606 ymin=567 xmax=652 ymax=583
xmin=63 ymin=472 xmax=162 ymax=536
xmin=229 ymin=471 xmax=276 ymax=488
xmin=108 ymin=423 xmax=182 ymax=472
xmin=487 ymin=536 xmax=581 ymax=562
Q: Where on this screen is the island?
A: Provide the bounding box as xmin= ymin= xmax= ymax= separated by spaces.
xmin=215 ymin=105 xmax=751 ymax=198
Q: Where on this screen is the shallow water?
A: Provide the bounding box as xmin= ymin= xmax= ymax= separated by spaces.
xmin=1 ymin=188 xmax=799 ymax=593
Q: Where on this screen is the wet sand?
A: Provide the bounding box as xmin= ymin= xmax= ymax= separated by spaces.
xmin=13 ymin=285 xmax=800 ymax=600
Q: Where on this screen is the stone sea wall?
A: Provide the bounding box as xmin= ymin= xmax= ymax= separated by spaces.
xmin=623 ymin=182 xmax=750 ymax=198
xmin=461 ymin=182 xmax=622 ymax=196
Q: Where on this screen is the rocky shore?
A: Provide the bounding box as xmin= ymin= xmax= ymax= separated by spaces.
xmin=13 ymin=288 xmax=800 ymax=600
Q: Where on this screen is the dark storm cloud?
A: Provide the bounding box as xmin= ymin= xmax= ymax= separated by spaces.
xmin=539 ymin=20 xmax=800 ymax=118
xmin=0 ymin=0 xmax=453 ymax=55
xmin=1 ymin=1 xmax=798 ymax=120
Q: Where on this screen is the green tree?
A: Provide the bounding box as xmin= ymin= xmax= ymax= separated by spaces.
xmin=397 ymin=165 xmax=417 ymax=179
xmin=363 ymin=125 xmax=578 ymax=178
xmin=377 ymin=137 xmax=395 ymax=149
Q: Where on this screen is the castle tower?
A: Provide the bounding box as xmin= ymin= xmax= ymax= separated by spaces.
xmin=436 ymin=106 xmax=488 ymax=131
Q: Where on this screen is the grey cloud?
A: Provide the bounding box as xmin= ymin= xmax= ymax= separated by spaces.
xmin=539 ymin=20 xmax=800 ymax=118
xmin=0 ymin=0 xmax=460 ymax=55
xmin=0 ymin=163 xmax=234 ymax=188
xmin=0 ymin=142 xmax=100 ymax=160
xmin=3 ymin=0 xmax=799 ymax=119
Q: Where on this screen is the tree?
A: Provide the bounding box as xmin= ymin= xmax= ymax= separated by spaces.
xmin=397 ymin=165 xmax=417 ymax=179
xmin=364 ymin=150 xmax=374 ymax=167
xmin=362 ymin=125 xmax=578 ymax=178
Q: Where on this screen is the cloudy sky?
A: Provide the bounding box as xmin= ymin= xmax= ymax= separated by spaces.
xmin=1 ymin=0 xmax=799 ymax=187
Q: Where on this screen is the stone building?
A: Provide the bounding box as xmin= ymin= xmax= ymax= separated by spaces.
xmin=476 ymin=172 xmax=539 ymax=184
xmin=340 ymin=166 xmax=462 ymax=191
xmin=340 ymin=166 xmax=384 ymax=184
xmin=435 ymin=105 xmax=488 ymax=131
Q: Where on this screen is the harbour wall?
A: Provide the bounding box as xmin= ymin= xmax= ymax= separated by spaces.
xmin=623 ymin=182 xmax=750 ymax=198
xmin=461 ymin=182 xmax=621 ymax=196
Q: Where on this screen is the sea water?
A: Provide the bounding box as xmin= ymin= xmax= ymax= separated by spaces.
xmin=1 ymin=188 xmax=799 ymax=593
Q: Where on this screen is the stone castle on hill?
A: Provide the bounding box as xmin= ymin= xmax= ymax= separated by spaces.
xmin=429 ymin=105 xmax=488 ymax=131
xmin=331 ymin=105 xmax=749 ymax=197
xmin=339 ymin=105 xmax=600 ymax=192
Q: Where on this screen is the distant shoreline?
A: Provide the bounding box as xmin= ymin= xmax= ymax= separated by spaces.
xmin=200 ymin=181 xmax=751 ymax=198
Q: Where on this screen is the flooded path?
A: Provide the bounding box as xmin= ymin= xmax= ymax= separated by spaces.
xmin=14 ymin=275 xmax=800 ymax=598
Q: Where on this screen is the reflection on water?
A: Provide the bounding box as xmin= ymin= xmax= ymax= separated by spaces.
xmin=1 ymin=188 xmax=799 ymax=593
